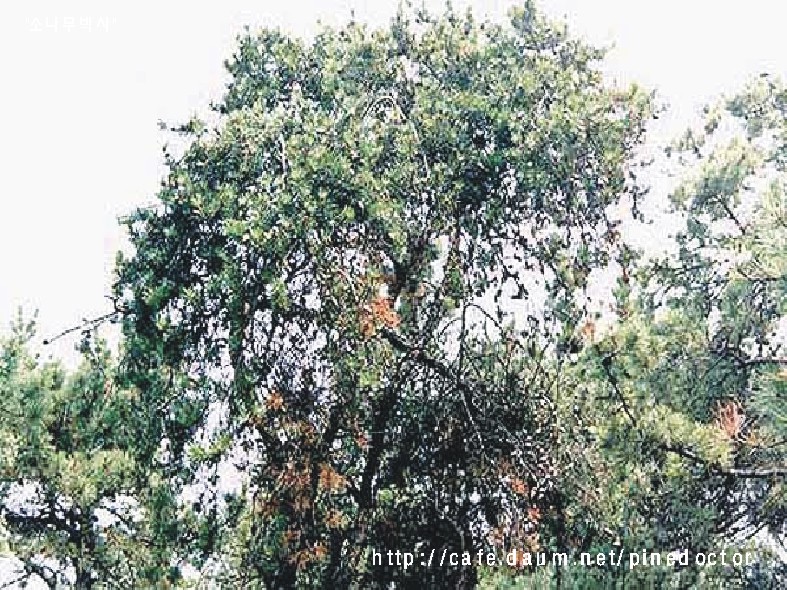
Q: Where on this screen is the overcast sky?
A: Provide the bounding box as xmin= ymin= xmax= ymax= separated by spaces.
xmin=0 ymin=0 xmax=785 ymax=367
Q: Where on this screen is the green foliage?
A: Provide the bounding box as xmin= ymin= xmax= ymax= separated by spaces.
xmin=0 ymin=315 xmax=176 ymax=588
xmin=5 ymin=4 xmax=786 ymax=589
xmin=524 ymin=75 xmax=787 ymax=588
xmin=114 ymin=2 xmax=651 ymax=587
xmin=473 ymin=76 xmax=787 ymax=590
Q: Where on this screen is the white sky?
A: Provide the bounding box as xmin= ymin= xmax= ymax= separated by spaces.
xmin=0 ymin=0 xmax=785 ymax=367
